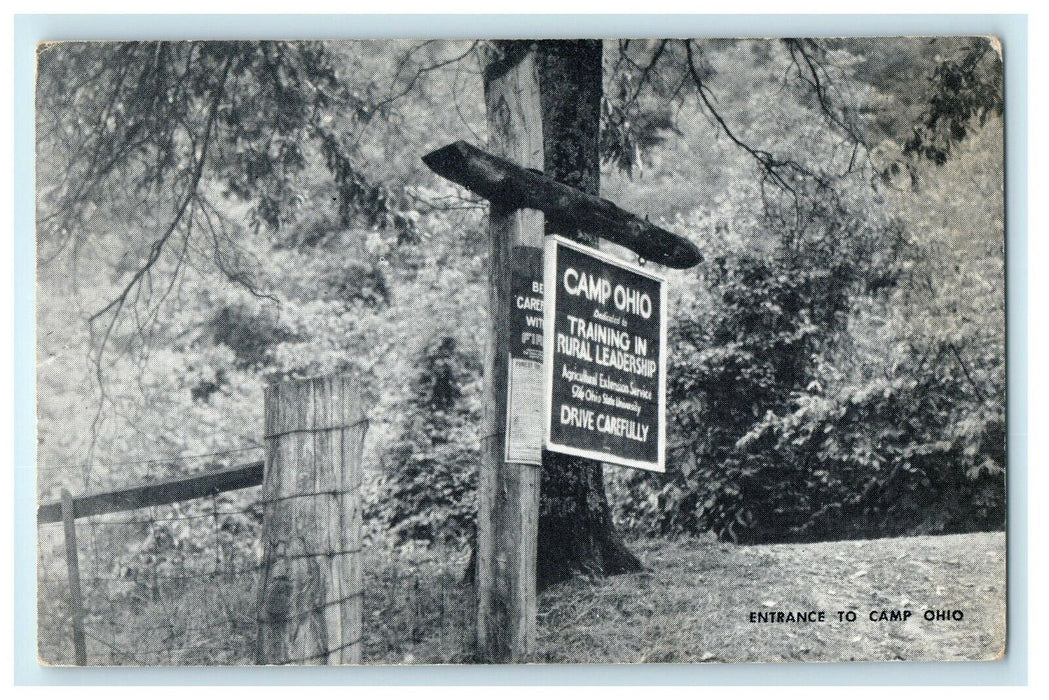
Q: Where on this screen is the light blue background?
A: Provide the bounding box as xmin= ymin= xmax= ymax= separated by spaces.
xmin=14 ymin=13 xmax=1028 ymax=686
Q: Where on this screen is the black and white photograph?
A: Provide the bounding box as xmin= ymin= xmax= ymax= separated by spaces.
xmin=34 ymin=36 xmax=1006 ymax=666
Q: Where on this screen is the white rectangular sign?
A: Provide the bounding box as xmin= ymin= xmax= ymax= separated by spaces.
xmin=505 ymin=356 xmax=543 ymax=465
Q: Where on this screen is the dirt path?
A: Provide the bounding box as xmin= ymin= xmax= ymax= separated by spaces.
xmin=536 ymin=531 xmax=1006 ymax=663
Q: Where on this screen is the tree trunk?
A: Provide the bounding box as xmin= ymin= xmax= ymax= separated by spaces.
xmin=532 ymin=39 xmax=643 ymax=591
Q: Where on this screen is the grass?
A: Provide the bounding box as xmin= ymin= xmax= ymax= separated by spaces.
xmin=536 ymin=531 xmax=1006 ymax=663
xmin=38 ymin=541 xmax=475 ymax=666
xmin=38 ymin=531 xmax=1005 ymax=665
xmin=362 ymin=544 xmax=475 ymax=664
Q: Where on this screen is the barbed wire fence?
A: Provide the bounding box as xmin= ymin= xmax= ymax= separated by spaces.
xmin=38 ymin=446 xmax=267 ymax=666
xmin=37 ymin=374 xmax=476 ymax=667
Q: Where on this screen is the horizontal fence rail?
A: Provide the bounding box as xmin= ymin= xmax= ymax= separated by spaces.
xmin=37 ymin=461 xmax=265 ymax=524
xmin=36 ymin=374 xmax=384 ymax=666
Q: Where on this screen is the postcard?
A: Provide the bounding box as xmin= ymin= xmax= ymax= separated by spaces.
xmin=36 ymin=37 xmax=1005 ymax=665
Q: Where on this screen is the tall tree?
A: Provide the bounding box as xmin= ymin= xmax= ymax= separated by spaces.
xmin=527 ymin=40 xmax=643 ymax=589
xmin=524 ymin=37 xmax=873 ymax=579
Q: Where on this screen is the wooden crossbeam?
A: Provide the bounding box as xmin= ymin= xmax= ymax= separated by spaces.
xmin=422 ymin=140 xmax=702 ymax=269
xmin=37 ymin=461 xmax=265 ymax=524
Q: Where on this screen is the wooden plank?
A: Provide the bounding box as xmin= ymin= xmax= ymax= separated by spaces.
xmin=255 ymin=375 xmax=365 ymax=665
xmin=61 ymin=489 xmax=87 ymax=666
xmin=422 ymin=139 xmax=702 ymax=270
xmin=474 ymin=43 xmax=543 ymax=663
xmin=37 ymin=461 xmax=265 ymax=525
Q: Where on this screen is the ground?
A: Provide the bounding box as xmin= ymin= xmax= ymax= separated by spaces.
xmin=536 ymin=531 xmax=1006 ymax=663
xmin=38 ymin=531 xmax=1006 ymax=665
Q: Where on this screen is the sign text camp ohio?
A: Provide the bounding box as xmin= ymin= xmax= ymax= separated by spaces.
xmin=543 ymin=236 xmax=667 ymax=472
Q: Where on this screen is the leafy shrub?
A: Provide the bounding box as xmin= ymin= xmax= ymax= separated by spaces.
xmin=733 ymin=366 xmax=1005 ymax=541
xmin=208 ymin=306 xmax=298 ymax=369
xmin=369 ymin=335 xmax=482 ymax=547
xmin=611 ymin=248 xmax=833 ymax=542
xmin=611 ymin=196 xmax=1004 ymax=543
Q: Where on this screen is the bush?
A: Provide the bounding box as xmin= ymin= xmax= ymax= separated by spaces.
xmin=369 ymin=335 xmax=482 ymax=547
xmin=610 ymin=227 xmax=1004 ymax=544
xmin=612 ymin=249 xmax=831 ymax=542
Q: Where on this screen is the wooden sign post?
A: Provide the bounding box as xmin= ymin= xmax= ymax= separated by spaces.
xmin=474 ymin=46 xmax=545 ymax=663
xmin=422 ymin=47 xmax=698 ymax=665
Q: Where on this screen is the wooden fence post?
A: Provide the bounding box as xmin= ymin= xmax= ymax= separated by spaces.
xmin=475 ymin=43 xmax=544 ymax=663
xmin=255 ymin=375 xmax=367 ymax=665
xmin=60 ymin=488 xmax=87 ymax=666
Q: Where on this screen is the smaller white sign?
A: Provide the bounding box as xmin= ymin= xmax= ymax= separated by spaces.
xmin=505 ymin=356 xmax=543 ymax=465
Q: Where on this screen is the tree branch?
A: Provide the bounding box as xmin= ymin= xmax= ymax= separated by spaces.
xmin=88 ymin=53 xmax=235 ymax=354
